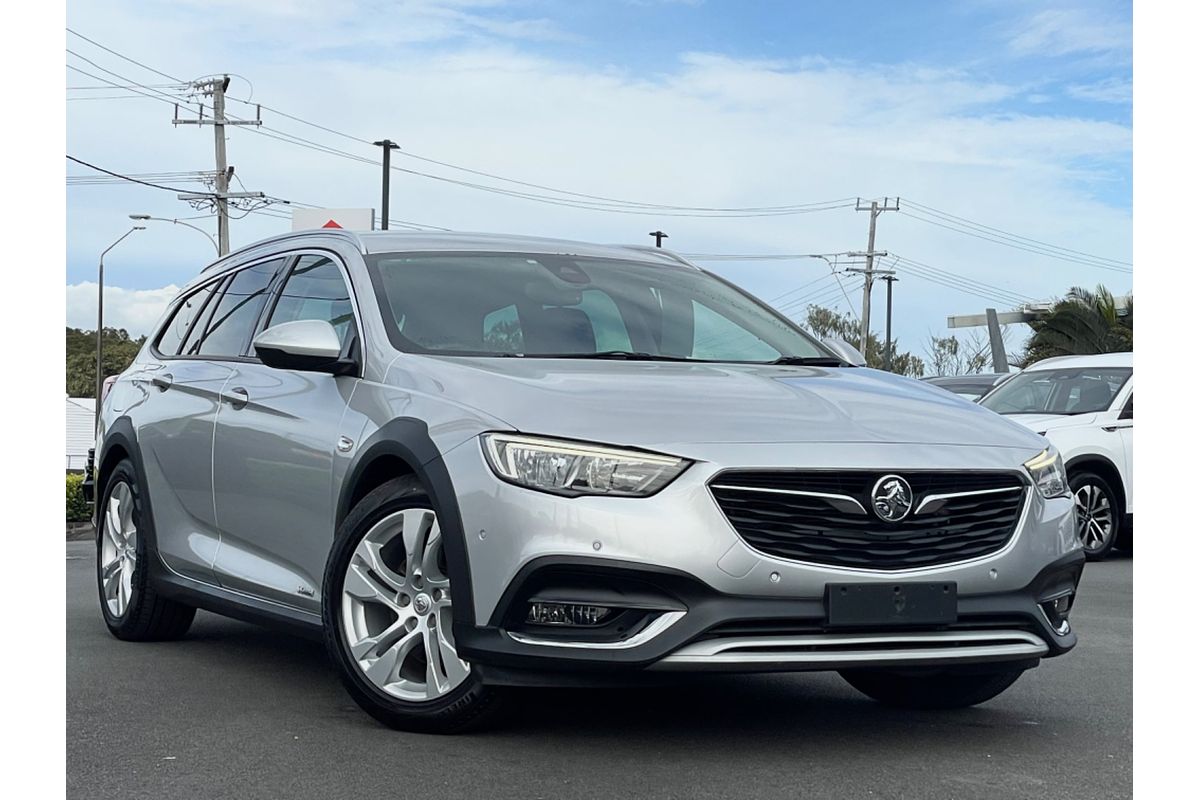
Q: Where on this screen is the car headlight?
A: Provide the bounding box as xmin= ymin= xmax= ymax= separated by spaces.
xmin=1024 ymin=447 xmax=1069 ymax=499
xmin=481 ymin=433 xmax=691 ymax=497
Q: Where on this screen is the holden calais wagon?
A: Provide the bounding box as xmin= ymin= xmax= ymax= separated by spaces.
xmin=87 ymin=230 xmax=1083 ymax=732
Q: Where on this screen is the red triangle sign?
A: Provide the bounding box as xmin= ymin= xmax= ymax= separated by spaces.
xmin=321 ymin=219 xmax=342 ymax=228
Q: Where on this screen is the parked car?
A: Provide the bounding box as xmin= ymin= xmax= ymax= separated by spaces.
xmin=88 ymin=230 xmax=1082 ymax=732
xmin=922 ymin=372 xmax=1017 ymax=402
xmin=979 ymin=352 xmax=1132 ymax=560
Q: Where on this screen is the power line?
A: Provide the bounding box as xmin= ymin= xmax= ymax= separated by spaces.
xmin=65 ymin=27 xmax=184 ymax=83
xmin=890 ymin=254 xmax=1037 ymax=304
xmin=903 ymin=198 xmax=1131 ymax=268
xmin=66 ymin=156 xmax=215 ymax=195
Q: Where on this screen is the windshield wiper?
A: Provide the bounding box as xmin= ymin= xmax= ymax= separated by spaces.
xmin=767 ymin=355 xmax=853 ymax=367
xmin=536 ymin=350 xmax=702 ymax=362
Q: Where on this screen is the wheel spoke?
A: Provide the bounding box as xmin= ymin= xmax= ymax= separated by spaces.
xmin=436 ymin=621 xmax=469 ymax=687
xmin=357 ymin=539 xmax=407 ymax=591
xmin=362 ymin=628 xmax=421 ymax=686
xmin=344 ymin=562 xmax=402 ymax=609
xmin=106 ymin=500 xmax=123 ymax=546
xmin=103 ymin=563 xmax=121 ymax=602
xmin=403 ymin=510 xmax=434 ymax=581
xmin=118 ymin=562 xmax=131 ymax=612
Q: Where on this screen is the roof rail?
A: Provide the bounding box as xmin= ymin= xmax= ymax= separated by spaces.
xmin=612 ymin=244 xmax=700 ymax=269
xmin=201 ymin=228 xmax=367 ymax=272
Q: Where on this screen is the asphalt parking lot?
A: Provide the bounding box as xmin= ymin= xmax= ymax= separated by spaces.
xmin=66 ymin=539 xmax=1131 ymax=800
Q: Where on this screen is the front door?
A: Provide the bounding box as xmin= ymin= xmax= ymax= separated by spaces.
xmin=211 ymin=253 xmax=361 ymax=612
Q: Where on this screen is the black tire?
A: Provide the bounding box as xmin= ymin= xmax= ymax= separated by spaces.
xmin=839 ymin=667 xmax=1026 ymax=709
xmin=322 ymin=476 xmax=502 ymax=734
xmin=1115 ymin=518 xmax=1134 ymax=553
xmin=1069 ymin=470 xmax=1121 ymax=562
xmin=96 ymin=459 xmax=196 ymax=641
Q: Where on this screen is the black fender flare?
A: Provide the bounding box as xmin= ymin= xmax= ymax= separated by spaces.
xmin=95 ymin=417 xmax=168 ymax=576
xmin=337 ymin=419 xmax=476 ymax=627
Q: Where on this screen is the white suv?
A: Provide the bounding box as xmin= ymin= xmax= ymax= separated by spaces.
xmin=980 ymin=352 xmax=1132 ymax=560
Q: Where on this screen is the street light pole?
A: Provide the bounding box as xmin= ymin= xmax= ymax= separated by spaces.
xmin=95 ymin=226 xmax=144 ymax=433
xmin=372 ymin=140 xmax=400 ymax=230
xmin=129 ymin=214 xmax=219 ymax=255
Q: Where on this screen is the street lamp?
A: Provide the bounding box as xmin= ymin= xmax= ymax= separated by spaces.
xmin=129 ymin=214 xmax=219 ymax=255
xmin=95 ymin=226 xmax=145 ymax=433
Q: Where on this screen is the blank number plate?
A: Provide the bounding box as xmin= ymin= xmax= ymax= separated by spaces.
xmin=825 ymin=582 xmax=958 ymax=627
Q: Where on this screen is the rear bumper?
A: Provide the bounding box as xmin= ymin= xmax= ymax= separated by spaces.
xmin=456 ymin=550 xmax=1085 ymax=686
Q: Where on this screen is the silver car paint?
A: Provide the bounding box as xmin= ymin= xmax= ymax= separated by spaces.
xmin=97 ymin=230 xmax=1079 ymax=650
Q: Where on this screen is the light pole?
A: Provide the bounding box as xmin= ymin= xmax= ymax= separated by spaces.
xmin=129 ymin=214 xmax=219 ymax=255
xmin=96 ymin=226 xmax=145 ymax=433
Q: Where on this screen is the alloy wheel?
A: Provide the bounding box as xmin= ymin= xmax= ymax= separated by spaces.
xmin=339 ymin=508 xmax=470 ymax=702
xmin=100 ymin=481 xmax=138 ymax=617
xmin=1073 ymin=482 xmax=1114 ymax=553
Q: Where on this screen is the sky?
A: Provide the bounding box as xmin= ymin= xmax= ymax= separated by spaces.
xmin=65 ymin=0 xmax=1132 ymax=364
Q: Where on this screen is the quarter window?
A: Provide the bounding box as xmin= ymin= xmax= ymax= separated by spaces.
xmin=193 ymin=259 xmax=285 ymax=357
xmin=156 ymin=281 xmax=219 ymax=355
xmin=268 ymin=255 xmax=356 ymax=347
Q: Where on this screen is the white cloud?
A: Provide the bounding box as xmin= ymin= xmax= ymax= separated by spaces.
xmin=66 ymin=282 xmax=179 ymax=337
xmin=1066 ymin=76 xmax=1133 ymax=104
xmin=1009 ymin=8 xmax=1130 ymax=58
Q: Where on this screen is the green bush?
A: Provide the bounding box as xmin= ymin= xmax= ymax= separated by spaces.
xmin=66 ymin=473 xmax=90 ymax=523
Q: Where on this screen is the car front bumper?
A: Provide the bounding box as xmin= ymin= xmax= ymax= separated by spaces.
xmin=440 ymin=438 xmax=1083 ymax=683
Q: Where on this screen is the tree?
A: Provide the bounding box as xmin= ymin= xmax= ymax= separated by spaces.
xmin=1022 ymin=285 xmax=1132 ymax=365
xmin=924 ymin=328 xmax=1011 ymax=376
xmin=66 ymin=327 xmax=146 ymax=398
xmin=803 ymin=305 xmax=925 ymax=377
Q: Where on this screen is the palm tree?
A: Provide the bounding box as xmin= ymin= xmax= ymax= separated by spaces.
xmin=1023 ymin=285 xmax=1132 ymax=365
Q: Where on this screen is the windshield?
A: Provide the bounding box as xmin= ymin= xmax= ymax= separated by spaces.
xmin=364 ymin=252 xmax=829 ymax=362
xmin=980 ymin=366 xmax=1131 ymax=415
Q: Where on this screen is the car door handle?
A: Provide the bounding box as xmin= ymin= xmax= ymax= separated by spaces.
xmin=151 ymin=373 xmax=174 ymax=391
xmin=1102 ymin=423 xmax=1132 ymax=431
xmin=222 ymin=386 xmax=249 ymax=409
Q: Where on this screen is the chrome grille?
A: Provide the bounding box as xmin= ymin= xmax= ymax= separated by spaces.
xmin=710 ymin=470 xmax=1026 ymax=570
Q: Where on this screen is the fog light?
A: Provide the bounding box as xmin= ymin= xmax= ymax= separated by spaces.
xmin=526 ymin=602 xmax=612 ymax=626
xmin=1039 ymin=592 xmax=1074 ymax=636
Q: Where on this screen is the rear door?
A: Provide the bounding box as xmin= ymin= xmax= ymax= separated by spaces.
xmin=132 ymin=276 xmax=234 ymax=584
xmin=211 ymin=252 xmax=362 ymax=612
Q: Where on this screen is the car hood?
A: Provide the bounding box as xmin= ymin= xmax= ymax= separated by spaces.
xmin=402 ymin=357 xmax=1048 ymax=452
xmin=1004 ymin=412 xmax=1099 ymax=433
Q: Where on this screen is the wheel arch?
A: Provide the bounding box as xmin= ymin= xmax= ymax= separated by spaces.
xmin=1065 ymin=453 xmax=1126 ymax=516
xmin=336 ymin=419 xmax=476 ymax=626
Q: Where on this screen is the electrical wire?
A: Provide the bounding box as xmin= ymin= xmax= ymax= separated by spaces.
xmin=66 ymin=156 xmax=215 ymax=195
xmin=903 ymin=199 xmax=1131 ymax=268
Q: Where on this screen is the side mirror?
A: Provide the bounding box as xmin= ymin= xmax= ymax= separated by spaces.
xmin=821 ymin=337 xmax=868 ymax=367
xmin=253 ymin=320 xmax=355 ymax=375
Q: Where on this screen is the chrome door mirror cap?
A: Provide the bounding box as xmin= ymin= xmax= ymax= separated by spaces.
xmin=822 ymin=338 xmax=868 ymax=367
xmin=253 ymin=320 xmax=350 ymax=374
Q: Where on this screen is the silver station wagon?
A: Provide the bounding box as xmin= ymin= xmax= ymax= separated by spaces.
xmin=87 ymin=230 xmax=1082 ymax=732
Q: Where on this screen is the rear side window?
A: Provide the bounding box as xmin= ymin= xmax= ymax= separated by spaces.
xmin=155 ymin=281 xmax=219 ymax=355
xmin=267 ymin=255 xmax=356 ymax=347
xmin=193 ymin=259 xmax=285 ymax=357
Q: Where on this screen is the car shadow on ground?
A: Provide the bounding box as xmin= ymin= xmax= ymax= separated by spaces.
xmin=170 ymin=611 xmax=1045 ymax=750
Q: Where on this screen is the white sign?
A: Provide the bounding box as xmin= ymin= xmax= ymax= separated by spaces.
xmin=291 ymin=208 xmax=375 ymax=231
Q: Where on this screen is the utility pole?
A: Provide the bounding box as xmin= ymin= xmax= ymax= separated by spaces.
xmin=881 ymin=275 xmax=898 ymax=371
xmin=373 ymin=140 xmax=400 ymax=230
xmin=173 ymin=76 xmax=264 ymax=256
xmin=850 ymin=198 xmax=900 ymax=352
xmin=649 ymin=230 xmax=669 ymax=247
